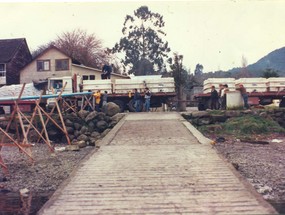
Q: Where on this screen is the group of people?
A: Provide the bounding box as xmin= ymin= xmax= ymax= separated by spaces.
xmin=210 ymin=83 xmax=249 ymax=110
xmin=133 ymin=87 xmax=152 ymax=112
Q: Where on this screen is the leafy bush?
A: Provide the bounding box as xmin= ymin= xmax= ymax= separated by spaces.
xmin=198 ymin=115 xmax=285 ymax=137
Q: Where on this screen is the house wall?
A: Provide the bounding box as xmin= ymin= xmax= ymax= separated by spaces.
xmin=72 ymin=66 xmax=101 ymax=80
xmin=72 ymin=65 xmax=129 ymax=81
xmin=6 ymin=41 xmax=32 ymax=85
xmin=20 ymin=49 xmax=72 ymax=84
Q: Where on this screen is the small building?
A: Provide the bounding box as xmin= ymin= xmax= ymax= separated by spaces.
xmin=20 ymin=45 xmax=129 ymax=84
xmin=0 ymin=38 xmax=32 ymax=86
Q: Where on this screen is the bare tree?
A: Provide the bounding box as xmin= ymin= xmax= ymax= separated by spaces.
xmin=55 ymin=29 xmax=109 ymax=68
xmin=32 ymin=29 xmax=110 ymax=69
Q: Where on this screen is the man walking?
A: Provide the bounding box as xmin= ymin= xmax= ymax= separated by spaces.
xmin=133 ymin=88 xmax=141 ymax=112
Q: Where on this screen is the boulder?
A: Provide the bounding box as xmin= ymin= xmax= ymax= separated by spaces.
xmin=110 ymin=113 xmax=125 ymax=124
xmin=77 ymin=134 xmax=89 ymax=142
xmin=96 ymin=112 xmax=106 ymax=121
xmin=191 ymin=111 xmax=210 ymax=118
xmin=65 ymin=119 xmax=73 ymax=127
xmin=85 ymin=111 xmax=98 ymax=122
xmin=75 ymin=140 xmax=87 ymax=148
xmin=101 ymin=128 xmax=111 ymax=137
xmin=96 ymin=120 xmax=108 ymax=132
xmin=66 ymin=126 xmax=74 ymax=134
xmin=105 ymin=102 xmax=120 ymax=117
xmin=78 ymin=110 xmax=89 ymax=119
xmin=66 ymin=144 xmax=80 ymax=151
xmin=80 ymin=126 xmax=88 ymax=135
xmin=89 ymin=138 xmax=96 ymax=146
xmin=87 ymin=121 xmax=95 ymax=132
xmin=91 ymin=131 xmax=101 ymax=139
xmin=73 ymin=122 xmax=82 ymax=131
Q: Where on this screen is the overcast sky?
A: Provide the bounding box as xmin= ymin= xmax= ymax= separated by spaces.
xmin=1 ymin=0 xmax=285 ymax=73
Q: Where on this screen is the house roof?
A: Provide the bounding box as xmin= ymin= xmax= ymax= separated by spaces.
xmin=0 ymin=38 xmax=28 ymax=63
xmin=72 ymin=64 xmax=130 ymax=78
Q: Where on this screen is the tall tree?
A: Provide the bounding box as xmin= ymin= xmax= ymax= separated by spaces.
xmin=112 ymin=6 xmax=171 ymax=75
xmin=169 ymin=53 xmax=187 ymax=111
xmin=32 ymin=29 xmax=109 ymax=69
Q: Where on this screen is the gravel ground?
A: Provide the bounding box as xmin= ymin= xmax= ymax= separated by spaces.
xmin=0 ymin=143 xmax=95 ymax=194
xmin=0 ymin=131 xmax=284 ymax=209
xmin=213 ymin=133 xmax=285 ymax=202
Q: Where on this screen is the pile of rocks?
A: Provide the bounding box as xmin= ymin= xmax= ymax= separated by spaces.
xmin=46 ymin=102 xmax=125 ymax=148
xmin=182 ymin=109 xmax=285 ymax=128
xmin=0 ymin=102 xmax=125 ymax=149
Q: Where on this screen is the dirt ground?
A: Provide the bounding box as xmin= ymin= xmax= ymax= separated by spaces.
xmin=0 ymin=143 xmax=95 ymax=194
xmin=212 ymin=133 xmax=285 ymax=202
xmin=0 ymin=130 xmax=284 ymax=209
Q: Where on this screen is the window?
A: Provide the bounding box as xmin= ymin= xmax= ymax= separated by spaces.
xmin=0 ymin=64 xmax=6 ymax=77
xmin=82 ymin=75 xmax=95 ymax=80
xmin=55 ymin=59 xmax=69 ymax=71
xmin=37 ymin=60 xmax=50 ymax=71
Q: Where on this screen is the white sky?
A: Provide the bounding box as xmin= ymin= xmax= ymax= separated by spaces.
xmin=1 ymin=0 xmax=285 ymax=72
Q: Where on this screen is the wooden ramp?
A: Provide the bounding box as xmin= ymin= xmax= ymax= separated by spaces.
xmin=38 ymin=112 xmax=276 ymax=215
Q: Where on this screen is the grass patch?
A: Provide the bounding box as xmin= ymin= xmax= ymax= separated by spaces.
xmin=197 ymin=115 xmax=285 ymax=138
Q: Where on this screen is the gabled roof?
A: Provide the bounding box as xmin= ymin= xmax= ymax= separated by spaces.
xmin=0 ymin=38 xmax=28 ymax=63
xmin=33 ymin=45 xmax=69 ymax=59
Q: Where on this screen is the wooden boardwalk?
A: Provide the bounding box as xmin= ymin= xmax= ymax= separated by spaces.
xmin=38 ymin=112 xmax=276 ymax=215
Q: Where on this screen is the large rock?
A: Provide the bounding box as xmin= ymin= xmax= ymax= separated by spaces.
xmin=66 ymin=144 xmax=80 ymax=151
xmin=85 ymin=111 xmax=98 ymax=122
xmin=65 ymin=119 xmax=74 ymax=127
xmin=77 ymin=134 xmax=89 ymax=141
xmin=66 ymin=126 xmax=74 ymax=134
xmin=73 ymin=122 xmax=82 ymax=131
xmin=105 ymin=102 xmax=120 ymax=117
xmin=91 ymin=131 xmax=101 ymax=139
xmin=191 ymin=111 xmax=210 ymax=118
xmin=96 ymin=120 xmax=108 ymax=132
xmin=110 ymin=113 xmax=125 ymax=124
xmin=78 ymin=110 xmax=89 ymax=119
xmin=74 ymin=140 xmax=87 ymax=148
xmin=80 ymin=126 xmax=88 ymax=135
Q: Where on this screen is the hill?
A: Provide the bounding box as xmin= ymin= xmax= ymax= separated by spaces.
xmin=226 ymin=47 xmax=285 ymax=77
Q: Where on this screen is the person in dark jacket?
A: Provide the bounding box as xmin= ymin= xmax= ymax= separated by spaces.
xmin=133 ymin=88 xmax=141 ymax=112
xmin=210 ymin=86 xmax=219 ymax=110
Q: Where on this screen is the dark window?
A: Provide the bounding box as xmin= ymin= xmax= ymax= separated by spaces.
xmin=55 ymin=59 xmax=69 ymax=71
xmin=90 ymin=75 xmax=95 ymax=80
xmin=0 ymin=64 xmax=5 ymax=71
xmin=82 ymin=75 xmax=88 ymax=80
xmin=0 ymin=64 xmax=6 ymax=77
xmin=37 ymin=60 xmax=50 ymax=71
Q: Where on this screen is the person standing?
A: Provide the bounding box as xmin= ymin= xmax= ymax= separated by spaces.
xmin=106 ymin=64 xmax=113 ymax=79
xmin=102 ymin=91 xmax=108 ymax=107
xmin=101 ymin=63 xmax=113 ymax=79
xmin=101 ymin=64 xmax=109 ymax=79
xmin=236 ymin=84 xmax=249 ymax=109
xmin=93 ymin=90 xmax=101 ymax=112
xmin=221 ymin=84 xmax=229 ymax=110
xmin=210 ymin=86 xmax=219 ymax=110
xmin=218 ymin=84 xmax=224 ymax=109
xmin=133 ymin=88 xmax=141 ymax=112
xmin=144 ymin=87 xmax=151 ymax=112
